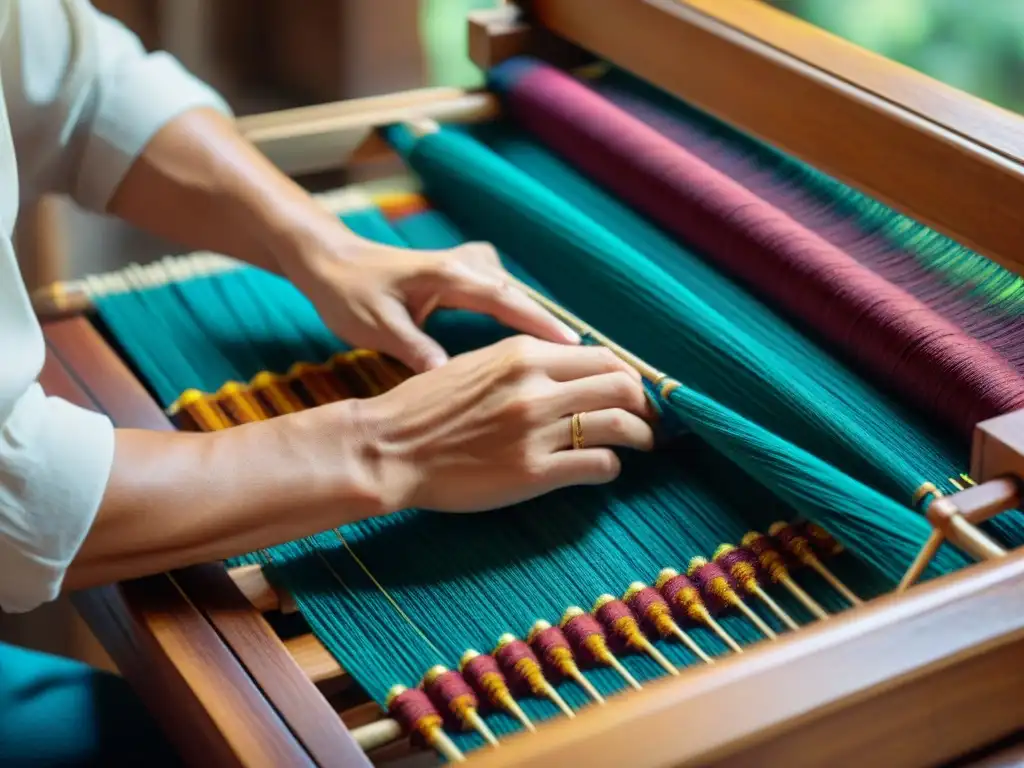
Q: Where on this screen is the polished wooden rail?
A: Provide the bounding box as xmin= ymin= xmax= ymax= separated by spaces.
xmin=471 ymin=0 xmax=1024 ymax=276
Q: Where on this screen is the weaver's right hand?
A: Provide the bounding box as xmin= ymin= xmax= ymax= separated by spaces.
xmin=349 ymin=335 xmax=656 ymax=514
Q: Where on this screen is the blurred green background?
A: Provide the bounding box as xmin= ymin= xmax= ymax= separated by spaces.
xmin=422 ymin=0 xmax=503 ymax=88
xmin=768 ymin=0 xmax=1024 ymax=114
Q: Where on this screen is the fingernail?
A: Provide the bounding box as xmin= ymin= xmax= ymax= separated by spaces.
xmin=560 ymin=324 xmax=581 ymax=343
xmin=425 ymin=351 xmax=448 ymax=369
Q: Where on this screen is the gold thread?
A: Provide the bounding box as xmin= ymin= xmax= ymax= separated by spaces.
xmin=333 ymin=530 xmax=445 ymax=658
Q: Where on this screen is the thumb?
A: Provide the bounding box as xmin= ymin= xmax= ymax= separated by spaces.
xmin=374 ymin=302 xmax=449 ymax=374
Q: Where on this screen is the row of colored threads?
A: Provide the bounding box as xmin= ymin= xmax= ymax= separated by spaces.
xmin=380 ymin=522 xmax=859 ymax=762
xmin=171 ymin=364 xmax=864 ymax=763
xmin=166 ymin=349 xmax=410 ymax=429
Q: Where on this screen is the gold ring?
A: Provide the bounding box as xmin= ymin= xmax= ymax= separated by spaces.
xmin=571 ymin=413 xmax=585 ymax=450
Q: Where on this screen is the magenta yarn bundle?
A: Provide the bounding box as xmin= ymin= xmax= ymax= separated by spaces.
xmin=491 ymin=59 xmax=1024 ymax=439
xmin=592 ymin=77 xmax=1024 ymax=374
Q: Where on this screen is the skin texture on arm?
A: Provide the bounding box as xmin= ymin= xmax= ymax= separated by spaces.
xmin=106 ymin=108 xmax=580 ymax=372
xmin=64 ymin=107 xmax=655 ymax=591
xmin=65 ymin=403 xmax=383 ymax=590
xmin=67 ymin=338 xmax=653 ymax=590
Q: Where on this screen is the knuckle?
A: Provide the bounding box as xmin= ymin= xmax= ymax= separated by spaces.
xmin=591 ymin=450 xmax=621 ymax=481
xmin=505 ymin=395 xmax=537 ymax=423
xmin=480 ymin=278 xmax=511 ymax=303
xmin=596 ymin=346 xmax=623 ymax=370
xmin=609 ymin=371 xmax=641 ymax=401
xmin=605 ymin=409 xmax=629 ymax=437
xmin=431 ymin=258 xmax=465 ymax=283
xmin=467 ymin=241 xmax=502 ymax=267
xmin=503 ymin=334 xmax=543 ymax=362
xmin=520 ymin=453 xmax=549 ymax=483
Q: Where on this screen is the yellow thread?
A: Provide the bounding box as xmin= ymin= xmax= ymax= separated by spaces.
xmin=218 ymin=381 xmax=265 ymax=422
xmin=803 ymin=522 xmax=844 ymax=555
xmin=767 ymin=523 xmax=863 ymax=606
xmin=526 ymin=620 xmax=604 ymax=704
xmin=386 ymin=685 xmax=465 ymax=764
xmin=458 ymin=650 xmax=534 ymax=732
xmin=333 ymin=530 xmax=444 ymax=657
xmin=740 ymin=532 xmax=789 ymax=583
xmin=688 ymin=557 xmax=778 ymax=640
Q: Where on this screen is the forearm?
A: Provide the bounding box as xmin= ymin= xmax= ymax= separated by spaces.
xmin=106 ymin=107 xmax=353 ymax=277
xmin=65 ymin=402 xmax=387 ymax=590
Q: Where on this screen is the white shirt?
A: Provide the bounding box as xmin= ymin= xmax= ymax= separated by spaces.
xmin=0 ymin=0 xmax=229 ymax=613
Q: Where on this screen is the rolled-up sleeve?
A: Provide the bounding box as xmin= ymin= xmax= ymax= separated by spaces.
xmin=0 ymin=0 xmax=229 ymax=612
xmin=0 ymin=380 xmax=115 ymax=613
xmin=4 ymin=0 xmax=232 ymax=210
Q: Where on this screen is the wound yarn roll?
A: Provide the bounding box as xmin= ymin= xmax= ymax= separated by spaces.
xmin=490 ymin=57 xmax=1024 ymax=440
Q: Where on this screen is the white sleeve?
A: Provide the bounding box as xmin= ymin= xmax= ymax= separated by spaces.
xmin=0 ymin=0 xmax=230 ymax=613
xmin=3 ymin=0 xmax=232 ymax=210
xmin=0 ymin=380 xmax=115 ymax=613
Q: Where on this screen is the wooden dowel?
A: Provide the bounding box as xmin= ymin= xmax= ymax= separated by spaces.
xmin=283 ymin=633 xmax=350 ymax=687
xmin=239 ymin=89 xmax=498 ymax=177
xmin=350 ymin=718 xmax=405 ymax=753
xmin=228 ymin=563 xmax=295 ymax=614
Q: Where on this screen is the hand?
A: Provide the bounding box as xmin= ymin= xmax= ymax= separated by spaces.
xmin=348 ymin=335 xmax=656 ymax=514
xmin=288 ymin=235 xmax=581 ymax=373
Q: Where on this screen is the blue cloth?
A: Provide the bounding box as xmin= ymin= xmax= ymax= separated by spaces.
xmin=0 ymin=641 xmax=181 ymax=767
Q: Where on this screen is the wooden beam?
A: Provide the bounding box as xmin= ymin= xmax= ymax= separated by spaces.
xmin=466 ymin=551 xmax=1024 ymax=767
xmin=237 ymin=87 xmax=498 ymax=177
xmin=528 ymin=0 xmax=1024 ymax=277
xmin=468 ymin=4 xmax=592 ymax=70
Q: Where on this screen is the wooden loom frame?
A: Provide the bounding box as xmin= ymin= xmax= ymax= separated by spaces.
xmin=32 ymin=1 xmax=1024 ymax=766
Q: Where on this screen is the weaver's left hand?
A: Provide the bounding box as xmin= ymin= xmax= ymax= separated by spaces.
xmin=288 ymin=236 xmax=581 ymax=373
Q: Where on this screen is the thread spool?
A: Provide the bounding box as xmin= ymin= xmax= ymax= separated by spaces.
xmin=768 ymin=522 xmax=862 ymax=605
xmin=802 ymin=522 xmax=844 ymax=557
xmin=527 ymin=620 xmax=604 ymax=704
xmin=688 ymin=557 xmax=778 ymax=640
xmin=713 ymin=545 xmax=799 ymax=630
xmin=459 ymin=650 xmax=534 ymax=732
xmin=624 ymin=582 xmax=713 ymax=663
xmin=422 ymin=665 xmax=499 ymax=747
xmin=739 ymin=531 xmax=830 ymax=620
xmin=592 ymin=594 xmax=677 ymax=676
xmin=493 ymin=634 xmax=574 ymax=717
xmin=560 ymin=606 xmax=641 ymax=690
xmin=386 ymin=685 xmax=464 ymax=763
xmin=251 ymin=370 xmax=305 ymax=416
xmin=655 ymin=568 xmax=742 ymax=653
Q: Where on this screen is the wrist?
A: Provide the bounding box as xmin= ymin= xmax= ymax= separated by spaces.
xmin=276 ymin=398 xmax=401 ymax=521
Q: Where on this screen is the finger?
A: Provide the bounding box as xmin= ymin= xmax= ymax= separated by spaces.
xmin=371 ymin=301 xmax=449 ymax=373
xmin=540 ymin=448 xmax=623 ymax=487
xmin=543 ymin=409 xmax=655 ymax=452
xmin=547 ymin=372 xmax=652 ymax=418
xmin=431 ymin=257 xmax=581 ymax=345
xmin=510 ymin=339 xmax=640 ymax=383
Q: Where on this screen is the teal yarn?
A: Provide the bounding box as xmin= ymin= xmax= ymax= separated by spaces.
xmin=89 ymin=99 xmax=1008 ymax=760
xmin=92 ymin=194 xmax=976 ymax=760
xmin=386 ymin=128 xmax=961 ymax=498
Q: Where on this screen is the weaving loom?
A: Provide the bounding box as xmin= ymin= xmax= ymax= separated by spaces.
xmin=31 ymin=1 xmax=1024 ymax=766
